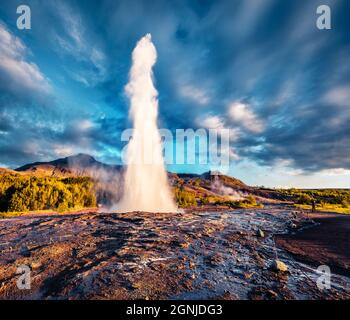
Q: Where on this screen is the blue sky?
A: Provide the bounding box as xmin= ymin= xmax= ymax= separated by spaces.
xmin=0 ymin=0 xmax=350 ymax=188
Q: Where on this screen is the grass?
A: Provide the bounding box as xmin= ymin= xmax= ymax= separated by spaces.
xmin=0 ymin=210 xmax=53 ymax=219
xmin=211 ymin=195 xmax=264 ymax=209
xmin=0 ymin=207 xmax=98 ymax=219
xmin=234 ymin=202 xmax=264 ymax=209
xmin=294 ymin=204 xmax=350 ymax=214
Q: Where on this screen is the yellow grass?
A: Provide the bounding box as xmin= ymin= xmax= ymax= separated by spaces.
xmin=0 ymin=207 xmax=98 ymax=219
xmin=295 ymin=204 xmax=350 ymax=214
xmin=0 ymin=210 xmax=52 ymax=219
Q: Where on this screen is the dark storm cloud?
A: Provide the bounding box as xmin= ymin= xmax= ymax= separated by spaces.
xmin=149 ymin=0 xmax=350 ymax=172
xmin=0 ymin=0 xmax=349 ymax=173
xmin=247 ymin=98 xmax=350 ymax=172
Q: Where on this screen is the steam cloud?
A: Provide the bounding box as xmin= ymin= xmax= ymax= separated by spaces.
xmin=211 ymin=175 xmax=245 ymax=201
xmin=67 ymin=155 xmax=122 ymax=207
xmin=116 ymin=34 xmax=177 ymax=213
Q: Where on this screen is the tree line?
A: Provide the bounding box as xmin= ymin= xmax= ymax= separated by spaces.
xmin=0 ymin=174 xmax=96 ymax=213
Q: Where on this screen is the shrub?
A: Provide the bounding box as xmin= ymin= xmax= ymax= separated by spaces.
xmin=215 ymin=195 xmax=262 ymax=209
xmin=296 ymin=193 xmax=313 ymax=205
xmin=174 ymin=187 xmax=197 ymax=208
xmin=0 ymin=174 xmax=96 ymax=213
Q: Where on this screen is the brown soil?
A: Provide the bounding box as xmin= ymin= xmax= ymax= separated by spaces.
xmin=275 ymin=211 xmax=350 ymax=277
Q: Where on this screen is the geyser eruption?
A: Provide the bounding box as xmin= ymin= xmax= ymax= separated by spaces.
xmin=117 ymin=34 xmax=177 ymax=213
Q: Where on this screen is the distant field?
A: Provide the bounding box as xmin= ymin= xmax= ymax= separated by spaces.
xmin=278 ymin=188 xmax=350 ymax=215
xmin=295 ymin=204 xmax=350 ymax=214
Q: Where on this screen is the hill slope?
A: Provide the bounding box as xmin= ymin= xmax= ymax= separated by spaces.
xmin=15 ymin=154 xmax=121 ymax=177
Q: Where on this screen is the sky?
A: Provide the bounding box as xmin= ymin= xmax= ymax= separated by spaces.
xmin=0 ymin=0 xmax=350 ymax=188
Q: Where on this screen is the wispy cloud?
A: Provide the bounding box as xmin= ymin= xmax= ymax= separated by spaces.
xmin=323 ymin=85 xmax=350 ymax=107
xmin=0 ymin=22 xmax=50 ymax=96
xmin=51 ymin=2 xmax=107 ymax=87
xmin=228 ymin=102 xmax=264 ymax=134
xmin=178 ymin=84 xmax=210 ymax=106
xmin=199 ymin=115 xmax=224 ymax=129
xmin=0 ymin=0 xmax=350 ymax=183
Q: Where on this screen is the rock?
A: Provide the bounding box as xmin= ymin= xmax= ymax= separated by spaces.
xmin=97 ymin=251 xmax=109 ymax=259
xmin=180 ymin=242 xmax=190 ymax=249
xmin=206 ymin=253 xmax=223 ymax=266
xmin=31 ymin=261 xmax=42 ymax=269
xmin=20 ymin=246 xmax=31 ymax=257
xmin=244 ymin=272 xmax=254 ymax=279
xmin=289 ymin=222 xmax=297 ymax=229
xmin=256 ymin=229 xmax=265 ymax=238
xmin=271 ymin=260 xmax=288 ymax=273
xmin=267 ymin=290 xmax=278 ymax=298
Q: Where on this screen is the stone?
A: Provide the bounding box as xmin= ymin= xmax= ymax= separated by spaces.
xmin=256 ymin=229 xmax=265 ymax=238
xmin=31 ymin=261 xmax=42 ymax=269
xmin=206 ymin=253 xmax=223 ymax=266
xmin=268 ymin=290 xmax=278 ymax=298
xmin=20 ymin=246 xmax=31 ymax=257
xmin=289 ymin=222 xmax=297 ymax=229
xmin=271 ymin=260 xmax=288 ymax=273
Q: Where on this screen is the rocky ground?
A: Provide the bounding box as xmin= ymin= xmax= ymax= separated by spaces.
xmin=0 ymin=204 xmax=349 ymax=300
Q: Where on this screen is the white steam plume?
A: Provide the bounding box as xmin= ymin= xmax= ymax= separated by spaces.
xmin=211 ymin=175 xmax=245 ymax=200
xmin=116 ymin=34 xmax=177 ymax=213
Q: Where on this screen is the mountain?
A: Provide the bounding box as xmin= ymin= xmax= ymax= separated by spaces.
xmin=2 ymin=154 xmax=286 ymax=207
xmin=172 ymin=171 xmax=247 ymax=189
xmin=13 ymin=154 xmax=248 ymax=190
xmin=14 ymin=155 xmax=246 ymax=187
xmin=0 ymin=168 xmax=18 ymax=175
xmin=10 ymin=154 xmax=253 ymax=195
xmin=15 ymin=154 xmax=122 ymax=177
